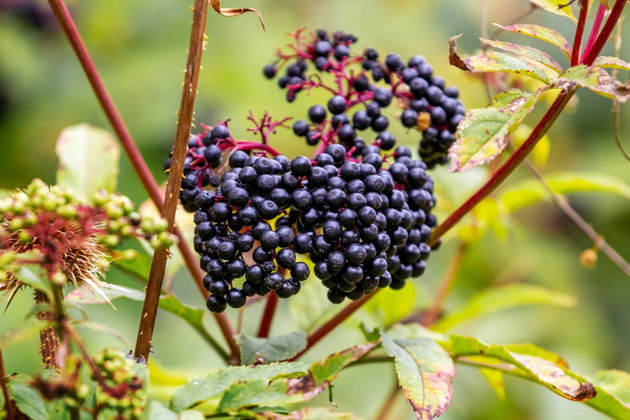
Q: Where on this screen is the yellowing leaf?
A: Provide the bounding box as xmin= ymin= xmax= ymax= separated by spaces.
xmin=493 ymin=24 xmax=572 ymax=59
xmin=512 ymin=124 xmax=551 ymax=167
xmin=555 ymin=64 xmax=630 ymax=102
xmin=530 ymin=0 xmax=578 ymax=22
xmin=480 ymin=38 xmax=563 ymax=72
xmin=593 ymin=56 xmax=630 ymax=71
xmin=381 ymin=328 xmax=455 ymax=420
xmin=450 ymin=89 xmax=544 ymax=172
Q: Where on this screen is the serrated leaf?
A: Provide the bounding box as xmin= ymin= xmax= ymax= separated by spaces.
xmin=447 ymin=335 xmax=596 ymax=402
xmin=380 ymin=330 xmax=455 ymax=420
xmin=480 ymin=38 xmax=563 ymax=73
xmin=170 ymin=363 xmax=310 ymax=412
xmin=450 ymin=37 xmax=555 ymax=83
xmin=493 ymin=24 xmax=572 ymax=58
xmin=433 ymin=284 xmax=576 ymax=332
xmin=8 ymin=375 xmax=48 ymax=420
xmin=0 ymin=318 xmax=49 ymax=349
xmin=148 ymin=401 xmax=205 ymax=420
xmin=530 ymin=0 xmax=578 ymax=22
xmin=500 ymin=171 xmax=630 ymax=212
xmin=364 ymin=282 xmax=417 ymax=327
xmin=309 ymin=342 xmax=378 ymax=386
xmin=555 ymin=64 xmax=630 ymax=102
xmin=217 ymin=379 xmax=304 ymax=413
xmin=210 ymin=0 xmax=265 ymax=29
xmin=55 ymin=124 xmax=120 ymax=197
xmin=450 ymin=89 xmax=543 ymax=172
xmin=593 ymin=56 xmax=630 ymax=71
xmin=240 ymin=332 xmax=307 ymax=365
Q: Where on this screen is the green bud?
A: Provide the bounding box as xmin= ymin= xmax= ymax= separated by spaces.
xmin=8 ymin=218 xmax=24 ymax=231
xmin=51 ymin=271 xmax=67 ymax=286
xmin=158 ymin=232 xmax=176 ymax=248
xmin=17 ymin=230 xmax=32 ymax=243
xmin=57 ymin=204 xmax=78 ymax=219
xmin=100 ymin=235 xmax=120 ymax=248
xmin=105 ymin=203 xmax=124 ymax=220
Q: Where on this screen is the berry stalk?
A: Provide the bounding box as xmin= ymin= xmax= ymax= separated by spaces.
xmin=135 ymin=0 xmax=212 ymax=361
xmin=47 ymin=0 xmax=238 ymax=359
xmin=583 ymin=3 xmax=607 ymax=61
xmin=257 ymin=293 xmax=279 ymax=338
xmin=582 ymin=0 xmax=627 ymax=64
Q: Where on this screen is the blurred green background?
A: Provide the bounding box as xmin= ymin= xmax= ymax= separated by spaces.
xmin=1 ymin=0 xmax=629 ymax=418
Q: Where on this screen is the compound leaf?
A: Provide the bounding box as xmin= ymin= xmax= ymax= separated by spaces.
xmin=381 ymin=328 xmax=455 ymax=420
xmin=480 ymin=38 xmax=563 ymax=72
xmin=493 ymin=24 xmax=571 ymax=58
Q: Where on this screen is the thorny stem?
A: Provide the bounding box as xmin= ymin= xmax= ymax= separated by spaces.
xmin=572 ymin=0 xmax=590 ymax=65
xmin=0 ymin=350 xmax=14 ymax=419
xmin=46 ymin=0 xmax=238 ymax=358
xmin=135 ymin=0 xmax=211 ymax=361
xmin=520 ymin=156 xmax=630 ymax=276
xmin=257 ymin=293 xmax=279 ymax=338
xmin=422 ymin=241 xmax=469 ymax=326
xmin=296 ymin=2 xmax=627 ymax=356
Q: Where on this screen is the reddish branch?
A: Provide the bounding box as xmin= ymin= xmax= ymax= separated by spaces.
xmin=257 ymin=293 xmax=279 ymax=338
xmin=295 ymin=1 xmax=627 ymax=359
xmin=572 ymin=0 xmax=590 ymax=65
xmin=134 ymin=0 xmax=211 ymax=361
xmin=47 ymin=0 xmax=238 ymax=358
xmin=0 ymin=350 xmax=14 ymax=419
xmin=583 ymin=4 xmax=607 ymax=59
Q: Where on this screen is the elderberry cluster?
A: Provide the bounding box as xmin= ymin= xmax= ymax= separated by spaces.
xmin=263 ymin=29 xmax=465 ymax=168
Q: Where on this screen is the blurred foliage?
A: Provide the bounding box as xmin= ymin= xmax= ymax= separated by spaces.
xmin=1 ymin=0 xmax=629 ymax=419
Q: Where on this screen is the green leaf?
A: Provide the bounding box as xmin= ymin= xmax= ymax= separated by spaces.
xmin=446 ymin=335 xmax=596 ymax=402
xmin=500 ymin=171 xmax=630 ymax=212
xmin=239 ymin=332 xmax=307 ymax=365
xmin=594 ymin=370 xmax=630 ymax=403
xmin=587 ymin=370 xmax=630 ymax=418
xmin=364 ymin=282 xmax=417 ymax=327
xmin=217 ymin=379 xmax=304 ymax=413
xmin=555 ymin=64 xmax=630 ymax=102
xmin=493 ymin=24 xmax=571 ymax=58
xmin=479 ymin=368 xmax=506 ymax=400
xmin=380 ymin=328 xmax=455 ymax=420
xmin=0 ymin=318 xmax=49 ymax=349
xmin=450 ymin=37 xmax=555 ymax=83
xmin=170 ymin=363 xmax=310 ymax=412
xmin=111 ymin=247 xmax=152 ymax=281
xmin=148 ymin=401 xmax=205 ymax=420
xmin=256 ymin=407 xmax=365 ymax=419
xmin=450 ymin=89 xmax=543 ymax=172
xmin=65 ymin=282 xmax=145 ymax=305
xmin=13 ymin=265 xmax=51 ymax=297
xmin=480 ymin=38 xmax=563 ymax=72
xmin=433 ymin=283 xmax=576 ymax=332
xmin=55 ymin=124 xmax=120 ymax=196
xmin=529 ymin=0 xmax=578 ymax=22
xmin=8 ymin=375 xmax=48 ymax=420
xmin=309 ymin=341 xmax=378 ymax=386
xmin=593 ymin=56 xmax=630 ymax=71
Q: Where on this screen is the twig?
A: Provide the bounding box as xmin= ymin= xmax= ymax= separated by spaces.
xmin=46 ymin=0 xmax=238 ymax=358
xmin=257 ymin=293 xmax=279 ymax=338
xmin=572 ymin=0 xmax=590 ymax=65
xmin=520 ymin=157 xmax=630 ymax=276
xmin=375 ymin=382 xmax=400 ymax=420
xmin=292 ymin=294 xmax=373 ymax=360
xmin=0 ymin=350 xmax=14 ymax=419
xmin=582 ymin=0 xmax=627 ymax=65
xmin=135 ymin=0 xmax=211 ymax=361
xmin=429 ymin=89 xmax=576 ymax=246
xmin=583 ymin=3 xmax=607 ymax=60
xmin=422 ymin=241 xmax=469 ymax=327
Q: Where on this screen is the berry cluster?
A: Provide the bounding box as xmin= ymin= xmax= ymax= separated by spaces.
xmin=263 ymin=29 xmax=465 ymax=168
xmin=167 ymin=121 xmax=438 ymax=312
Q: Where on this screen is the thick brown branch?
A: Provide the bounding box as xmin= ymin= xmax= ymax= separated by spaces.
xmin=134 ymin=0 xmax=211 ymax=361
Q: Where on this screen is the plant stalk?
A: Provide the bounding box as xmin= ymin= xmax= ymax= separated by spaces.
xmin=135 ymin=0 xmax=211 ymax=361
xmin=583 ymin=4 xmax=607 ymax=59
xmin=257 ymin=293 xmax=279 ymax=338
xmin=582 ymin=0 xmax=627 ymax=64
xmin=0 ymin=350 xmax=14 ymax=419
xmin=46 ymin=0 xmax=238 ymax=357
xmin=375 ymin=382 xmax=400 ymax=420
xmin=572 ymin=0 xmax=590 ymax=65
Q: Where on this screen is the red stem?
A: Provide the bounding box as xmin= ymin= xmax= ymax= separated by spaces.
xmin=294 ymin=1 xmax=629 ymax=356
xmin=572 ymin=0 xmax=590 ymax=65
xmin=292 ymin=294 xmax=374 ymax=360
xmin=257 ymin=293 xmax=279 ymax=338
xmin=47 ymin=0 xmax=238 ymax=358
xmin=582 ymin=0 xmax=626 ymax=64
xmin=583 ymin=3 xmax=607 ymax=60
